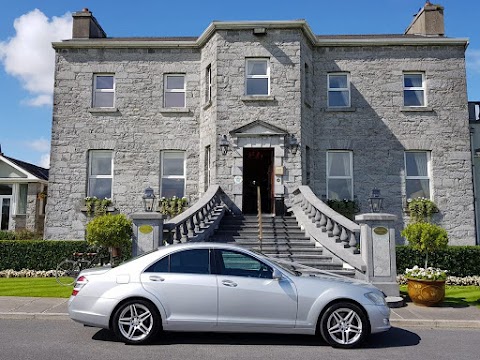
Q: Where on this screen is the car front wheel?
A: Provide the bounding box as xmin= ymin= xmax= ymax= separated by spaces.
xmin=319 ymin=302 xmax=369 ymax=349
xmin=112 ymin=299 xmax=160 ymax=345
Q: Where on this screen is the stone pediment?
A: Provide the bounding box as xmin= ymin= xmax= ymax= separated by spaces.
xmin=229 ymin=120 xmax=288 ymax=137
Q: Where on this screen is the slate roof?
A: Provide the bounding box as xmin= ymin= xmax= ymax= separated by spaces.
xmin=3 ymin=156 xmax=49 ymax=180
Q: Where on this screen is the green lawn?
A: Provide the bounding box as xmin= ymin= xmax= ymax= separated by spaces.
xmin=400 ymin=285 xmax=480 ymax=307
xmin=0 ymin=277 xmax=73 ymax=298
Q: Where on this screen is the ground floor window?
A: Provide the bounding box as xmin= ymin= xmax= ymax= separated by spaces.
xmin=88 ymin=150 xmax=113 ymax=199
xmin=326 ymin=151 xmax=353 ymax=200
xmin=405 ymin=151 xmax=431 ymax=199
xmin=161 ymin=151 xmax=186 ymax=198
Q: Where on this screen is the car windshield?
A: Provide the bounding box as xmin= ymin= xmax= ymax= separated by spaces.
xmin=250 ymin=250 xmax=302 ymax=276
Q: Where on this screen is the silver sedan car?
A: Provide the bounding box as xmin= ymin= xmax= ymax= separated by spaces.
xmin=68 ymin=242 xmax=390 ymax=348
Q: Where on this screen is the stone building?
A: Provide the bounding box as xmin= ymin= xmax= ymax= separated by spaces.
xmin=45 ymin=2 xmax=476 ymax=245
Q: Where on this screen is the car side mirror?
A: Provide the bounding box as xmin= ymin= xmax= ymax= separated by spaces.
xmin=272 ymin=269 xmax=283 ymax=280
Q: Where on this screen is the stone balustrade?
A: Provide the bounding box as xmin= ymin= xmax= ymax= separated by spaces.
xmin=163 ymin=185 xmax=226 ymax=243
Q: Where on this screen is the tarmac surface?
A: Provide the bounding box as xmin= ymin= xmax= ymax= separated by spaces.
xmin=0 ymin=296 xmax=479 ymax=328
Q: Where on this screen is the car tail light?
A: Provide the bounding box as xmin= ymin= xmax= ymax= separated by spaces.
xmin=72 ymin=276 xmax=88 ymax=296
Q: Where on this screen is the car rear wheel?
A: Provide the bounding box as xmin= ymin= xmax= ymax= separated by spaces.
xmin=319 ymin=302 xmax=368 ymax=349
xmin=112 ymin=299 xmax=160 ymax=345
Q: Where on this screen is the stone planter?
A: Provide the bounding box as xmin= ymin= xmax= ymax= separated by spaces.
xmin=407 ymin=278 xmax=445 ymax=306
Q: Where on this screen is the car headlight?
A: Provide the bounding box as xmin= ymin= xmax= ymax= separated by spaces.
xmin=365 ymin=291 xmax=387 ymax=306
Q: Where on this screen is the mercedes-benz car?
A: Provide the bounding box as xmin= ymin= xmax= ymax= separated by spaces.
xmin=68 ymin=242 xmax=390 ymax=348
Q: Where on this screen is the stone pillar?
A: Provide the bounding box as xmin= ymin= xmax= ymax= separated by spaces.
xmin=355 ymin=213 xmax=399 ymax=297
xmin=131 ymin=213 xmax=164 ymax=257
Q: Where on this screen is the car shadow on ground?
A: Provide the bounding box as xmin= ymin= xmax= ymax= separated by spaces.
xmin=92 ymin=327 xmax=420 ymax=348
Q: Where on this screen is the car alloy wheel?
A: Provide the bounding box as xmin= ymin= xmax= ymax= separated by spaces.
xmin=113 ymin=300 xmax=159 ymax=344
xmin=320 ymin=302 xmax=368 ymax=349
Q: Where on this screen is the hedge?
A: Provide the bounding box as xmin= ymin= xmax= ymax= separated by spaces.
xmin=0 ymin=240 xmax=131 ymax=271
xmin=396 ymin=246 xmax=480 ymax=277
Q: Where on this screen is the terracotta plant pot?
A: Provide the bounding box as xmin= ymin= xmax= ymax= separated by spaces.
xmin=407 ymin=278 xmax=445 ymax=306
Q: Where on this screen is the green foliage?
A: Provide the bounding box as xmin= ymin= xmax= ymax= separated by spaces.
xmin=86 ymin=214 xmax=133 ymax=248
xmin=159 ymin=196 xmax=188 ymax=218
xmin=84 ymin=197 xmax=113 ymax=217
xmin=0 ymin=230 xmax=42 ymax=240
xmin=0 ymin=231 xmax=16 ymax=240
xmin=326 ymin=199 xmax=359 ymax=221
xmin=396 ymin=246 xmax=480 ymax=277
xmin=407 ymin=197 xmax=438 ymax=223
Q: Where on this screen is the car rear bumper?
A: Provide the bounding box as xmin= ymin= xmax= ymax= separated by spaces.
xmin=68 ymin=295 xmax=117 ymax=329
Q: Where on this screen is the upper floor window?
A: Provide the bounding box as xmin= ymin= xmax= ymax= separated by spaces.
xmin=304 ymin=63 xmax=312 ymax=105
xmin=93 ymin=75 xmax=115 ymax=108
xmin=326 ymin=151 xmax=353 ymax=200
xmin=88 ymin=150 xmax=113 ymax=199
xmin=405 ymin=151 xmax=431 ymax=199
xmin=161 ymin=151 xmax=186 ymax=198
xmin=328 ymin=73 xmax=350 ymax=108
xmin=205 ymin=65 xmax=212 ymax=103
xmin=245 ymin=58 xmax=270 ymax=95
xmin=404 ymin=73 xmax=425 ymax=107
xmin=164 ymin=74 xmax=186 ymax=108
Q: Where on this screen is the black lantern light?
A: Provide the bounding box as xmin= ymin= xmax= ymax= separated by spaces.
xmin=368 ymin=188 xmax=383 ymax=213
xmin=289 ymin=134 xmax=299 ymax=155
xmin=142 ymin=187 xmax=156 ymax=212
xmin=219 ymin=135 xmax=230 ymax=155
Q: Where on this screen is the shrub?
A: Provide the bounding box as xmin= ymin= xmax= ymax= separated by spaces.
xmin=326 ymin=199 xmax=359 ymax=221
xmin=86 ymin=214 xmax=133 ymax=248
xmin=0 ymin=230 xmax=42 ymax=240
xmin=407 ymin=197 xmax=438 ymax=223
xmin=0 ymin=231 xmax=16 ymax=240
xmin=159 ymin=196 xmax=188 ymax=218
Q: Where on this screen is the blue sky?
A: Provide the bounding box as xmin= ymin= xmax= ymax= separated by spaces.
xmin=1 ymin=0 xmax=479 ymax=167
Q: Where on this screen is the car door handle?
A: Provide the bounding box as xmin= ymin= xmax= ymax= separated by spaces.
xmin=149 ymin=275 xmax=165 ymax=282
xmin=221 ymin=280 xmax=237 ymax=287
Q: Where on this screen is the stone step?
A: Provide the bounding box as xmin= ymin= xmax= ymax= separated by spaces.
xmin=262 ymin=253 xmax=332 ymax=260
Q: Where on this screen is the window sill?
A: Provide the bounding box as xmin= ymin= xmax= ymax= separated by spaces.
xmin=241 ymin=95 xmax=276 ymax=102
xmin=325 ymin=107 xmax=356 ymax=112
xmin=401 ymin=106 xmax=433 ymax=112
xmin=203 ymin=100 xmax=212 ymax=110
xmin=160 ymin=108 xmax=191 ymax=114
xmin=88 ymin=107 xmax=119 ymax=114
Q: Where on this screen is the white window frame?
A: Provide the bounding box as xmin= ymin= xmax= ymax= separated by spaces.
xmin=245 ymin=58 xmax=270 ymax=96
xmin=87 ymin=150 xmax=114 ymax=199
xmin=403 ymin=72 xmax=426 ymax=107
xmin=164 ymin=74 xmax=186 ymax=108
xmin=404 ymin=151 xmax=432 ymax=200
xmin=205 ymin=65 xmax=212 ymax=103
xmin=204 ymin=145 xmax=211 ymax=192
xmin=327 ymin=73 xmax=351 ymax=108
xmin=93 ymin=74 xmax=115 ymax=108
xmin=326 ymin=150 xmax=354 ymax=200
xmin=161 ymin=151 xmax=186 ymax=198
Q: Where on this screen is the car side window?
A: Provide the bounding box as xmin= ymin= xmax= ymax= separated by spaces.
xmin=216 ymin=250 xmax=272 ymax=279
xmin=145 ymin=249 xmax=210 ymax=274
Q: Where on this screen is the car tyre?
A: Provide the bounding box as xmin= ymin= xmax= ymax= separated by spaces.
xmin=112 ymin=299 xmax=160 ymax=345
xmin=319 ymin=302 xmax=369 ymax=349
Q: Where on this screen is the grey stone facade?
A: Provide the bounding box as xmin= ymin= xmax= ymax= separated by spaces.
xmin=45 ymin=7 xmax=476 ymax=245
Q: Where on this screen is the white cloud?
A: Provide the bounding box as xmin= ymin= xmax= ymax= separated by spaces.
xmin=28 ymin=138 xmax=50 ymax=152
xmin=0 ymin=9 xmax=72 ymax=107
xmin=39 ymin=153 xmax=50 ymax=169
xmin=466 ymin=49 xmax=480 ymax=75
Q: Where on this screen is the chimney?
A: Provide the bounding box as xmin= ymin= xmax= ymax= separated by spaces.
xmin=72 ymin=8 xmax=107 ymax=39
xmin=405 ymin=1 xmax=445 ymax=36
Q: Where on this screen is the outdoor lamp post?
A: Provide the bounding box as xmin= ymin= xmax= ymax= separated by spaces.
xmin=368 ymin=188 xmax=383 ymax=213
xmin=142 ymin=187 xmax=156 ymax=212
xmin=289 ymin=134 xmax=299 ymax=155
xmin=219 ymin=135 xmax=230 ymax=155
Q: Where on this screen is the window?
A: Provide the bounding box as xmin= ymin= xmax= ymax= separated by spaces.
xmin=145 ymin=249 xmax=210 ymax=274
xmin=161 ymin=151 xmax=186 ymax=198
xmin=326 ymin=151 xmax=353 ymax=200
xmin=88 ymin=151 xmax=113 ymax=199
xmin=328 ymin=73 xmax=350 ymax=107
xmin=205 ymin=64 xmax=212 ymax=103
xmin=405 ymin=151 xmax=431 ymax=199
xmin=17 ymin=184 xmax=28 ymax=215
xmin=305 ymin=146 xmax=311 ymax=185
xmin=304 ymin=63 xmax=311 ymax=104
xmin=404 ymin=73 xmax=425 ymax=107
xmin=164 ymin=74 xmax=186 ymax=108
xmin=215 ymin=250 xmax=272 ymax=279
xmin=204 ymin=146 xmax=211 ymax=192
xmin=93 ymin=74 xmax=115 ymax=108
xmin=245 ymin=58 xmax=270 ymax=95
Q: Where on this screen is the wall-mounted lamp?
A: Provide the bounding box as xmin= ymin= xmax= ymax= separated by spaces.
xmin=368 ymin=188 xmax=384 ymax=213
xmin=288 ymin=134 xmax=299 ymax=155
xmin=142 ymin=187 xmax=156 ymax=212
xmin=219 ymin=135 xmax=230 ymax=155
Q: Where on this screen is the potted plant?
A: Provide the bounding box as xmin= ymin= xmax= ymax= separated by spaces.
xmin=401 ymin=221 xmax=448 ymax=306
xmin=86 ymin=213 xmax=133 ymax=265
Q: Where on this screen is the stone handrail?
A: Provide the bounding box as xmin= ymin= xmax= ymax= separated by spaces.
xmin=292 ymin=186 xmax=366 ymax=273
xmin=164 ymin=185 xmax=226 ymax=243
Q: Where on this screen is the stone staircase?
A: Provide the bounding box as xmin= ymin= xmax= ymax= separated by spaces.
xmin=209 ymin=213 xmax=355 ymax=277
